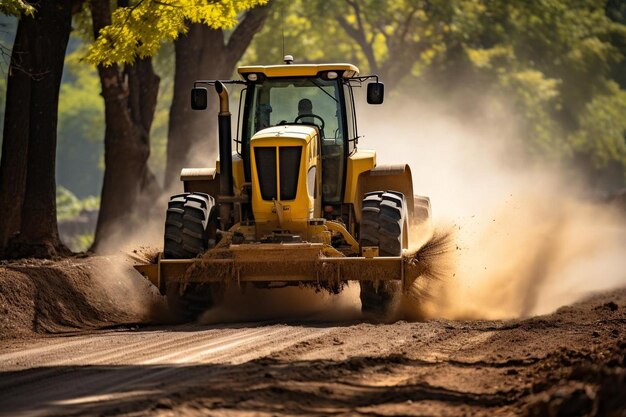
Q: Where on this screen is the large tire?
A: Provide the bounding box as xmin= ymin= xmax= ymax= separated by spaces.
xmin=163 ymin=193 xmax=189 ymax=259
xmin=163 ymin=192 xmax=221 ymax=321
xmin=163 ymin=192 xmax=214 ymax=259
xmin=181 ymin=193 xmax=214 ymax=256
xmin=359 ymin=191 xmax=408 ymax=317
xmin=360 ymin=191 xmax=408 ymax=256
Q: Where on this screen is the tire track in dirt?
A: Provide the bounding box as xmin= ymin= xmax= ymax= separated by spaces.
xmin=0 ymin=327 xmax=265 ymax=391
xmin=1 ymin=324 xmax=215 ymax=369
xmin=0 ymin=324 xmax=332 ymax=417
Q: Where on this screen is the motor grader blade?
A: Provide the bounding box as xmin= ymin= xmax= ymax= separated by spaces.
xmin=134 ymin=243 xmax=426 ymax=295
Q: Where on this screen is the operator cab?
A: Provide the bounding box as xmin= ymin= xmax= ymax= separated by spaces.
xmin=238 ymin=64 xmax=362 ymax=206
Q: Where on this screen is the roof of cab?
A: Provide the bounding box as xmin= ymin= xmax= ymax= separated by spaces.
xmin=238 ymin=63 xmax=359 ymax=78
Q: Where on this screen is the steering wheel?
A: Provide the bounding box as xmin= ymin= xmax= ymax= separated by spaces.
xmin=294 ymin=113 xmax=325 ymax=132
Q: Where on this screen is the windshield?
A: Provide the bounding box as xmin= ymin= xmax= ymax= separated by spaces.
xmin=244 ymin=77 xmax=347 ymax=203
xmin=245 ymin=77 xmax=343 ymax=141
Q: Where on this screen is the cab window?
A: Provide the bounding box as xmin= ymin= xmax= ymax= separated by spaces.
xmin=245 ymin=77 xmax=347 ymax=203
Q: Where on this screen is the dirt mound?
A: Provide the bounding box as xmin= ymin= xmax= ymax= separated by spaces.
xmin=525 ymin=340 xmax=626 ymax=417
xmin=0 ymin=255 xmax=163 ymax=340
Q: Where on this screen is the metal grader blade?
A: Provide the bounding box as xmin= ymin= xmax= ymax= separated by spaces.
xmin=134 ymin=243 xmax=427 ymax=294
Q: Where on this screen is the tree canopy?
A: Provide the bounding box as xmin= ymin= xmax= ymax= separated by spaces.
xmin=86 ymin=0 xmax=268 ymax=65
xmin=457 ymin=0 xmax=626 ymax=174
xmin=0 ymin=0 xmax=34 ymax=17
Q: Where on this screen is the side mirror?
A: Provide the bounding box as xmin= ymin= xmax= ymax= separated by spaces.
xmin=191 ymin=87 xmax=208 ymax=110
xmin=367 ymin=82 xmax=384 ymax=104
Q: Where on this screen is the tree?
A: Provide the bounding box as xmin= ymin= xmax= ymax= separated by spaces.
xmin=165 ymin=4 xmax=270 ymax=188
xmin=89 ymin=0 xmax=161 ymax=251
xmin=241 ymin=0 xmax=357 ymax=65
xmin=459 ymin=0 xmax=626 ymax=186
xmin=86 ymin=0 xmax=269 ymax=65
xmin=0 ymin=0 xmax=73 ymax=258
xmin=336 ymin=0 xmax=457 ymax=89
xmin=86 ymin=0 xmax=268 ymax=250
xmin=246 ymin=0 xmax=456 ymax=90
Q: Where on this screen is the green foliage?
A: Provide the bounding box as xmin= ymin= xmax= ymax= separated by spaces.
xmin=56 ymin=186 xmax=81 ymax=221
xmin=57 ymin=186 xmax=98 ymax=252
xmin=323 ymin=0 xmax=455 ymax=87
xmin=241 ymin=0 xmax=358 ymax=66
xmin=244 ymin=0 xmax=455 ymax=87
xmin=56 ymin=186 xmax=99 ymax=221
xmin=456 ymin=0 xmax=626 ymax=184
xmin=57 ymin=44 xmax=105 ymax=197
xmin=504 ymin=70 xmax=566 ymax=159
xmin=149 ymin=42 xmax=175 ymax=179
xmin=570 ymin=81 xmax=626 ymax=170
xmin=59 ymin=46 xmax=104 ymax=142
xmin=86 ymin=0 xmax=268 ymax=65
xmin=70 ymin=233 xmax=95 ymax=252
xmin=0 ymin=0 xmax=34 ymax=17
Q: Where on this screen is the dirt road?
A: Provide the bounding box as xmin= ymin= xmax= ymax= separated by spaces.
xmin=0 ymin=323 xmax=331 ymax=416
xmin=0 ymin=287 xmax=624 ymax=417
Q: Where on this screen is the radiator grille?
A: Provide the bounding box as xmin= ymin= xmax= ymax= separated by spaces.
xmin=255 ymin=147 xmax=277 ymax=200
xmin=254 ymin=146 xmax=303 ymax=201
xmin=279 ymin=147 xmax=302 ymax=200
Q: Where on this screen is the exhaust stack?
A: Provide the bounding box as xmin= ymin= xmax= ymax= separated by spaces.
xmin=215 ymin=81 xmax=234 ymax=228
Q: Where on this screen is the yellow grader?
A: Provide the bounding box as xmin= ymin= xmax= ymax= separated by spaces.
xmin=134 ymin=58 xmax=432 ymax=320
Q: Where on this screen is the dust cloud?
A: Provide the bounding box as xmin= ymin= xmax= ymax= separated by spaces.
xmin=86 ymin=202 xmax=168 ymax=321
xmin=74 ymin=193 xmax=169 ymax=322
xmin=92 ymin=253 xmax=166 ymax=321
xmin=362 ymin=94 xmax=626 ymax=320
xmin=199 ymin=284 xmax=362 ymax=324
xmin=93 ymin=196 xmax=168 ymax=257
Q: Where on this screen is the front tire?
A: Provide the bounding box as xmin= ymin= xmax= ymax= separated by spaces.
xmin=359 ymin=191 xmax=408 ymax=317
xmin=163 ymin=192 xmax=221 ymax=321
xmin=164 ymin=192 xmax=215 ymax=259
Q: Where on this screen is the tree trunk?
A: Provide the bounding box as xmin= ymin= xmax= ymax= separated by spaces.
xmin=0 ymin=18 xmax=32 ymax=254
xmin=0 ymin=0 xmax=73 ymax=259
xmin=165 ymin=4 xmax=270 ymax=189
xmin=90 ymin=0 xmax=161 ymax=252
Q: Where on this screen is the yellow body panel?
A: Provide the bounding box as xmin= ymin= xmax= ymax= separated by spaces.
xmin=343 ymin=149 xmax=376 ymax=204
xmin=238 ymin=63 xmax=359 ymax=78
xmin=250 ymin=125 xmax=320 ymax=236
